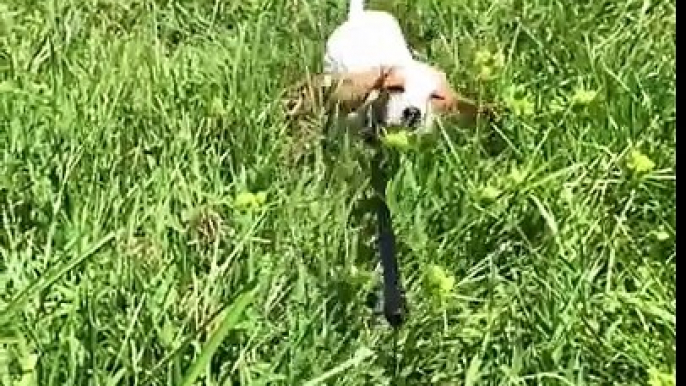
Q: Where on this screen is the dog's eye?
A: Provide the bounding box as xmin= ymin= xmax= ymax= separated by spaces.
xmin=431 ymin=92 xmax=446 ymax=100
xmin=386 ymin=85 xmax=405 ymax=93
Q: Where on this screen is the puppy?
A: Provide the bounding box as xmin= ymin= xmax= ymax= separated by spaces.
xmin=327 ymin=0 xmax=460 ymax=130
xmin=286 ymin=0 xmax=490 ymax=138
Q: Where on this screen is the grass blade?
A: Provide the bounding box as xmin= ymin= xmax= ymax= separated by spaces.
xmin=303 ymin=347 xmax=375 ymax=386
xmin=179 ymin=288 xmax=257 ymax=386
xmin=1 ymin=232 xmax=116 ymax=321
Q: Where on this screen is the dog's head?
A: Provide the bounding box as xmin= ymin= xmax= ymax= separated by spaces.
xmin=377 ymin=62 xmax=456 ymax=131
xmin=285 ymin=64 xmax=490 ymax=131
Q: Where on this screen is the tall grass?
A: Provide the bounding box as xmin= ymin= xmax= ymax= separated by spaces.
xmin=0 ymin=0 xmax=675 ymax=384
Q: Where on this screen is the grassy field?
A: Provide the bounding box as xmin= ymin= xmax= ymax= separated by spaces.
xmin=0 ymin=0 xmax=676 ymax=385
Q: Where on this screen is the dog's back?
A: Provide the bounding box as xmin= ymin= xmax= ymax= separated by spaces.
xmin=325 ymin=1 xmax=414 ymax=73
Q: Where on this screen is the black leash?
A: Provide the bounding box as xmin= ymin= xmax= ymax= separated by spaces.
xmin=370 ymin=145 xmax=406 ymax=381
xmin=370 ymin=147 xmax=407 ymax=329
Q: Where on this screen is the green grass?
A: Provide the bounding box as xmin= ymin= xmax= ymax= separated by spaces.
xmin=0 ymin=0 xmax=675 ymax=385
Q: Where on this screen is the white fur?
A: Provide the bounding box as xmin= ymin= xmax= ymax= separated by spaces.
xmin=324 ymin=0 xmax=445 ymax=130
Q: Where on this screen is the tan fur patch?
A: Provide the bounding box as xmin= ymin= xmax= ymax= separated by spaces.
xmin=284 ymin=67 xmax=396 ymax=117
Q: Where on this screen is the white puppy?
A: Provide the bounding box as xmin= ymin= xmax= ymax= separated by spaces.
xmin=322 ymin=0 xmax=457 ymax=131
xmin=286 ymin=0 xmax=486 ymax=137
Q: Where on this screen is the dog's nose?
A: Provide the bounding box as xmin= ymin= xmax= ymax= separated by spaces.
xmin=402 ymin=106 xmax=422 ymax=127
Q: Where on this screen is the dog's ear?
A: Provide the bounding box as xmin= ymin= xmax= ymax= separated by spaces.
xmin=428 ymin=67 xmax=499 ymax=122
xmin=283 ymin=67 xmax=395 ymax=117
xmin=431 ymin=80 xmax=459 ymax=113
xmin=325 ymin=67 xmax=400 ymax=111
xmin=429 ymin=69 xmax=459 ymax=113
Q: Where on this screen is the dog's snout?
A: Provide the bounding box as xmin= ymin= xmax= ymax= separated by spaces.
xmin=402 ymin=106 xmax=422 ymax=127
